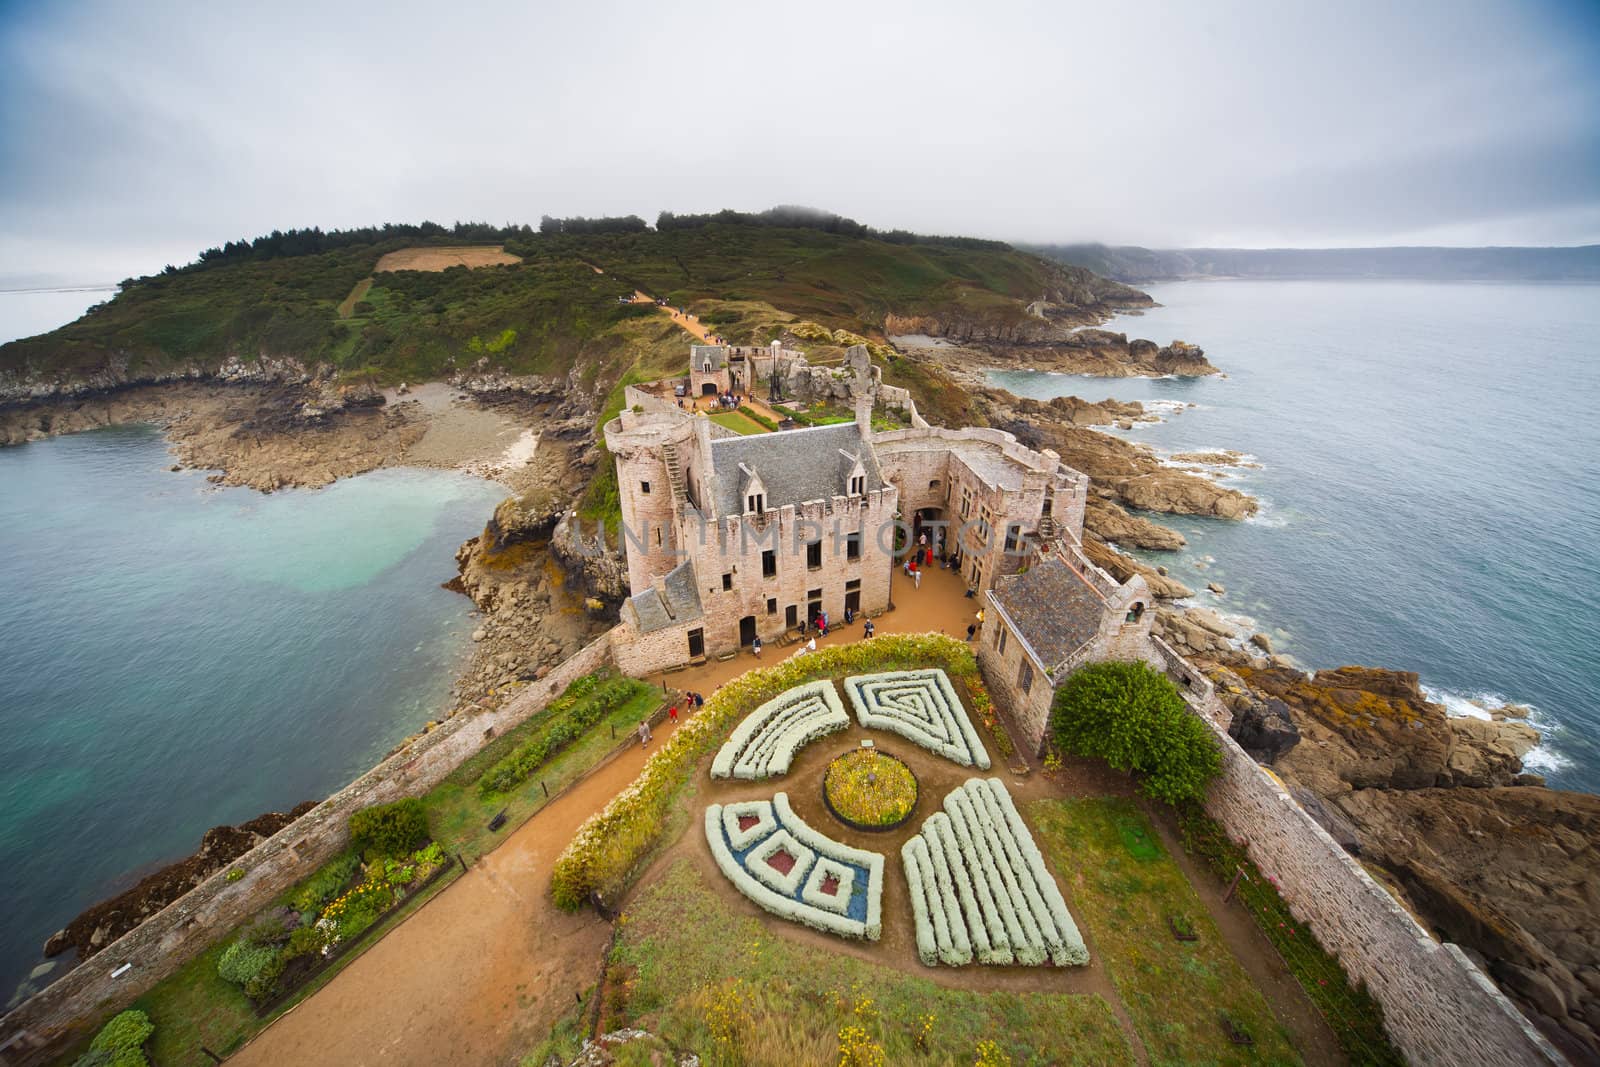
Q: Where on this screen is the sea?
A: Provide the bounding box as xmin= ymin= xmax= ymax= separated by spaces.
xmin=988 ymin=280 xmax=1600 ymax=794
xmin=0 ymin=286 xmax=505 ymax=1006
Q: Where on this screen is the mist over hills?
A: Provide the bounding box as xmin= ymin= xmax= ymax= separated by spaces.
xmin=1028 ymin=243 xmax=1600 ymax=284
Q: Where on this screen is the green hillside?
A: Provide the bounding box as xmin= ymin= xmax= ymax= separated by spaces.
xmin=1 ymin=212 xmax=1144 ymax=390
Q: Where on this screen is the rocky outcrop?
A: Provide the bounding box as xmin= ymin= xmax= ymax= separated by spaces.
xmin=1081 ymin=537 xmax=1194 ymax=599
xmin=550 ymin=513 xmax=629 ymax=609
xmin=1221 ymin=664 xmax=1598 ymax=1059
xmin=42 ymin=802 xmax=318 ymax=962
xmin=1208 ymin=667 xmax=1300 ymax=762
xmin=1084 ymin=498 xmax=1186 ymax=550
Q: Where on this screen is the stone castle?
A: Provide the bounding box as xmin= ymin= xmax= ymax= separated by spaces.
xmin=604 ymin=342 xmax=1155 ymax=752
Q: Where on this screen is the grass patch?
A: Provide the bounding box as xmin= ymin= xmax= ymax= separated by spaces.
xmin=709 ymin=409 xmax=769 ymax=435
xmin=1176 ymin=806 xmax=1405 ymax=1066
xmin=608 ymin=860 xmax=1132 ymax=1066
xmin=1030 ymin=797 xmax=1302 ymax=1066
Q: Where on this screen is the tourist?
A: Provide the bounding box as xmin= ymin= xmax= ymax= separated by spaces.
xmin=966 ymin=623 xmax=976 ymax=641
xmin=914 ymin=566 xmax=921 ymax=589
xmin=637 ymin=721 xmax=652 ymax=747
xmin=668 ymin=703 xmax=679 ymax=724
xmin=752 ymin=635 xmax=762 ymax=657
xmin=805 ymin=636 xmax=817 ymax=654
xmin=863 ymin=619 xmax=875 ymax=638
xmin=693 ymin=691 xmax=704 ymax=710
xmin=844 ymin=605 xmax=855 ymax=625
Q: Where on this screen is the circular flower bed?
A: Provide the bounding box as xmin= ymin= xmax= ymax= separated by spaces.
xmin=823 ymin=749 xmax=919 ymax=832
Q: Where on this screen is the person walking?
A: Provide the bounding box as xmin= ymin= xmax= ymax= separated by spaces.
xmin=752 ymin=635 xmax=762 ymax=657
xmin=637 ymin=720 xmax=652 ymax=747
xmin=913 ymin=566 xmax=921 ymax=590
xmin=965 ymin=623 xmax=976 ymax=641
xmin=668 ymin=703 xmax=679 ymax=725
xmin=693 ymin=691 xmax=705 ymax=710
xmin=863 ymin=618 xmax=875 ymax=638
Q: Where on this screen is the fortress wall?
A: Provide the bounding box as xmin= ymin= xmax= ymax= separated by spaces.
xmin=0 ymin=632 xmax=618 ymax=1060
xmin=622 ymin=384 xmax=683 ymax=416
xmin=1140 ymin=637 xmax=1564 ymax=1066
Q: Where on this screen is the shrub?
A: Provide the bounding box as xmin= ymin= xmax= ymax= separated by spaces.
xmin=217 ymin=939 xmax=278 ymax=987
xmin=74 ymin=1010 xmax=154 ymax=1067
xmin=348 ymin=797 xmax=428 ymax=858
xmin=290 ymin=850 xmax=361 ymax=915
xmin=477 ymin=676 xmax=649 ymax=796
xmin=1050 ymin=661 xmax=1221 ymax=805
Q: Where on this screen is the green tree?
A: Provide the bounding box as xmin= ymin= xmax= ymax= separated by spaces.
xmin=1050 ymin=661 xmax=1221 ymax=805
xmin=74 ymin=1009 xmax=154 ymax=1067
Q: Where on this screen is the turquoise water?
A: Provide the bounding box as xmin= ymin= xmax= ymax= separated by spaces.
xmin=0 ymin=426 xmax=502 ymax=1004
xmin=990 ymin=281 xmax=1600 ymax=792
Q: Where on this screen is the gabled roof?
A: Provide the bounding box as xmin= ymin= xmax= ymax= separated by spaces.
xmin=691 ymin=345 xmax=727 ymax=370
xmin=709 ymin=422 xmax=883 ymax=517
xmin=626 ymin=560 xmax=704 ymax=634
xmin=989 ymin=557 xmax=1107 ymax=670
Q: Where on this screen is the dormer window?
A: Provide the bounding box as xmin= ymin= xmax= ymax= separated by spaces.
xmin=703 ymin=360 xmax=713 ymax=372
xmin=748 ymin=493 xmax=764 ymax=514
xmin=849 ymin=474 xmax=865 ymax=496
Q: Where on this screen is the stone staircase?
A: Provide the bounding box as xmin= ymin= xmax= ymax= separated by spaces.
xmin=662 ymin=442 xmax=688 ymax=504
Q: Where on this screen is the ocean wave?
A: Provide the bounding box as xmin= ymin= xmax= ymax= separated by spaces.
xmin=1421 ymin=684 xmax=1573 ymax=773
xmin=1242 ymin=497 xmax=1288 ymax=527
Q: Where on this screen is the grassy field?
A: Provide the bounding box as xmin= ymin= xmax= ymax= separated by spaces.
xmin=709 ymin=409 xmax=769 ymax=435
xmin=601 ymin=861 xmax=1133 ymax=1067
xmin=69 ymin=674 xmax=661 ymax=1067
xmin=1029 ymin=797 xmax=1302 ymax=1066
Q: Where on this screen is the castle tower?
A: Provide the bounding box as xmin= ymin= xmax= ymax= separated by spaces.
xmin=604 ymin=409 xmax=694 ymax=593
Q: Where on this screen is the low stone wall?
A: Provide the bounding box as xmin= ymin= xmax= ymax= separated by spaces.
xmin=0 ymin=631 xmax=617 ymax=1062
xmin=1149 ymin=641 xmax=1563 ymax=1066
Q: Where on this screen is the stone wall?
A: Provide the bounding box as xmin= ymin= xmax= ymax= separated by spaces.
xmin=1143 ymin=638 xmax=1565 ymax=1067
xmin=0 ymin=632 xmax=618 ymax=1062
xmin=975 ymin=607 xmax=1055 ymax=755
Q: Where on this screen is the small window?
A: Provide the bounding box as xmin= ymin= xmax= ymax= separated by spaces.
xmin=1019 ymin=659 xmax=1034 ymax=694
xmin=747 ymin=493 xmax=765 ymax=514
xmin=762 ymin=550 xmax=777 ymax=578
xmin=929 ymin=479 xmax=940 ymax=490
xmin=846 ymin=532 xmax=861 ymax=561
xmin=846 ymin=578 xmax=861 ymax=592
xmin=1126 ymin=602 xmax=1146 ymax=624
xmin=722 ymin=572 xmax=733 ymax=592
xmin=997 ymin=626 xmax=1008 ymax=654
xmin=1004 ymin=524 xmax=1019 ymax=553
xmin=766 ymin=597 xmax=778 ymax=615
xmin=640 ymin=480 xmax=651 ymax=494
xmin=850 ymin=475 xmax=865 ymax=495
xmin=655 ymin=528 xmax=663 ymax=548
xmin=807 ymin=540 xmax=823 ymax=570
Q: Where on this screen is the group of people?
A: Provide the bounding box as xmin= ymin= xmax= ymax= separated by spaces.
xmin=753 ymin=609 xmax=875 ymax=659
xmin=713 ymin=391 xmax=742 ymax=410
xmin=640 ymin=689 xmax=706 ymax=747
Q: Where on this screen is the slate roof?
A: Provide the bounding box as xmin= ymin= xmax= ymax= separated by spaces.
xmin=691 ymin=345 xmax=727 ymax=370
xmin=989 ymin=557 xmax=1107 ymax=669
xmin=627 ymin=559 xmax=704 ymax=634
xmin=709 ymin=422 xmax=882 ymax=517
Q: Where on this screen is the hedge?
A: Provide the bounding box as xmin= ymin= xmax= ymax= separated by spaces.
xmin=478 ymin=675 xmax=650 ymax=796
xmin=73 ymin=1009 xmax=154 ymax=1067
xmin=348 ymin=797 xmax=428 ymax=859
xmin=846 ymin=669 xmax=990 ymax=769
xmin=710 ymin=679 xmax=848 ymax=780
xmin=551 ymin=634 xmax=980 ymax=910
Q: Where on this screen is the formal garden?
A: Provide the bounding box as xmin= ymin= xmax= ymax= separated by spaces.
xmin=538 ymin=639 xmax=1404 ymax=1066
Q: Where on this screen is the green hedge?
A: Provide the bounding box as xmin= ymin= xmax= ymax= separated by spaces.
xmin=737 ymin=405 xmax=778 ymax=431
xmin=478 ymin=676 xmax=651 ymax=797
xmin=348 ymin=797 xmax=428 ymax=858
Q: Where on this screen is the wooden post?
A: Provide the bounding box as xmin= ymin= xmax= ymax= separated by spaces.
xmin=542 ymin=780 xmax=549 ymax=798
xmin=200 ymin=1048 xmax=224 ymax=1065
xmin=457 ymin=853 xmax=468 ymax=873
xmin=1222 ymin=865 xmax=1246 ymax=903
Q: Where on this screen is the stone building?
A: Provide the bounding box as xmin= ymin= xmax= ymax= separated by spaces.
xmin=688 ymin=344 xmax=732 ymax=398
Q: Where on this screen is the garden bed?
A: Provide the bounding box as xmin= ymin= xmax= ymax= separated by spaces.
xmin=820 ymin=748 xmax=919 ymax=832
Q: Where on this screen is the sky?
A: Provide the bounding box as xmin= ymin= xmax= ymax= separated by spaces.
xmin=1 ymin=0 xmax=1598 ymax=284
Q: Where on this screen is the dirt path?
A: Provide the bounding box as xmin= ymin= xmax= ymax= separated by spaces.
xmin=629 ymin=291 xmax=715 ymax=343
xmin=229 ymin=737 xmax=671 ymax=1067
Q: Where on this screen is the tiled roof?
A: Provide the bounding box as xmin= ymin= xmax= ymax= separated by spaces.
xmin=691 ymin=345 xmax=727 ymax=370
xmin=709 ymin=422 xmax=882 ymax=517
xmin=990 ymin=557 xmax=1106 ymax=669
xmin=627 ymin=560 xmax=704 ymax=633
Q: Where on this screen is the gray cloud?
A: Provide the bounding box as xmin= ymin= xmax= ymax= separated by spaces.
xmin=2 ymin=0 xmax=1597 ymax=281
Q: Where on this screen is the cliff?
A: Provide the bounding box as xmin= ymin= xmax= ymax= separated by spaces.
xmin=1207 ymin=662 xmax=1600 ymax=1061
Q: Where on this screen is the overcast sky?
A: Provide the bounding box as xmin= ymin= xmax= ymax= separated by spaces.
xmin=2 ymin=0 xmax=1597 ymax=283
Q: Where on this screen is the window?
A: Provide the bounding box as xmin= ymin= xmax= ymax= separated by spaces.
xmin=1004 ymin=524 xmax=1019 ymax=553
xmin=766 ymin=597 xmax=778 ymax=615
xmin=997 ymin=626 xmax=1008 ymax=654
xmin=762 ymin=550 xmax=777 ymax=577
xmin=929 ymin=478 xmax=941 ymax=490
xmin=1126 ymin=602 xmax=1145 ymax=624
xmin=806 ymin=539 xmax=823 ymax=570
xmin=747 ymin=493 xmax=765 ymax=514
xmin=846 ymin=578 xmax=861 ymax=592
xmin=849 ymin=475 xmax=865 ymax=495
xmin=640 ymin=480 xmax=651 ymax=494
xmin=960 ymin=487 xmax=972 ymax=519
xmin=976 ymin=506 xmax=993 ymax=547
xmin=722 ymin=572 xmax=733 ymax=592
xmin=655 ymin=527 xmax=663 ymax=548
xmin=846 ymin=532 xmax=861 ymax=561
xmin=1019 ymin=659 xmax=1034 ymax=694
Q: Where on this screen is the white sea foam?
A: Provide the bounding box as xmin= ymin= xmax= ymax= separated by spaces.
xmin=1421 ymin=684 xmax=1573 ymax=773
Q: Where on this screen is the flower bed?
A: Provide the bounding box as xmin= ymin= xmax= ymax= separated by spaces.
xmin=552 ymin=634 xmax=979 ymax=911
xmin=711 ymin=680 xmax=849 ymax=780
xmin=902 ymin=778 xmax=1088 ymax=968
xmin=845 ymin=669 xmax=990 ymax=769
xmin=704 ymin=792 xmax=884 ymax=940
xmin=822 ymin=749 xmax=919 ymax=831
